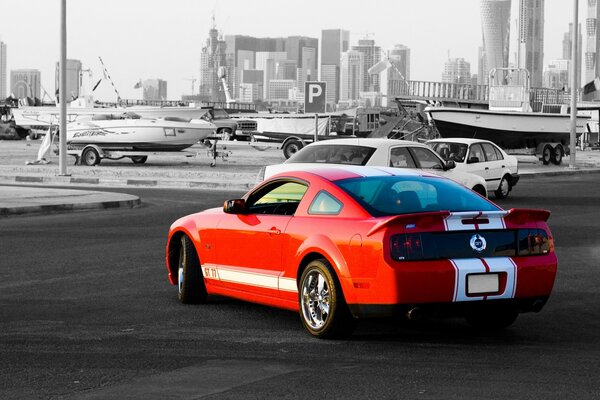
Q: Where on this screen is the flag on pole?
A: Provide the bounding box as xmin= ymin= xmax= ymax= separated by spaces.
xmin=583 ymin=77 xmax=600 ymax=94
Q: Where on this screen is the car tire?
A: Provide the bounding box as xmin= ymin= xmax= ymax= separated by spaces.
xmin=299 ymin=258 xmax=356 ymax=339
xmin=130 ymin=156 xmax=148 ymax=164
xmin=218 ymin=128 xmax=232 ymax=141
xmin=472 ymin=185 xmax=487 ymax=198
xmin=465 ymin=306 xmax=518 ymax=330
xmin=177 ymin=235 xmax=208 ymax=304
xmin=551 ymin=144 xmax=563 ymax=165
xmin=81 ymin=147 xmax=101 ymax=166
xmin=494 ymin=175 xmax=511 ymax=199
xmin=283 ymin=139 xmax=303 ymax=159
xmin=541 ymin=145 xmax=554 ymax=165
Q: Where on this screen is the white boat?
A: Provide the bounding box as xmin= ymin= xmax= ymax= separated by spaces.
xmin=66 ymin=112 xmax=216 ymax=152
xmin=426 ymin=68 xmax=590 ymax=150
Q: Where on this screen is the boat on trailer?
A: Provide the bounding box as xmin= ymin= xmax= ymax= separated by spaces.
xmin=66 ymin=112 xmax=216 ymax=165
xmin=426 ymin=68 xmax=590 ymax=164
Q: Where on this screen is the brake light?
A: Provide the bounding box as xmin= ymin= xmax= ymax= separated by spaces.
xmin=391 ymin=233 xmax=424 ymax=260
xmin=517 ymin=229 xmax=552 ymax=256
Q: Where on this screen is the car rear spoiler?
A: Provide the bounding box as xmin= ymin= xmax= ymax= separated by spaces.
xmin=367 ymin=208 xmax=551 ymax=237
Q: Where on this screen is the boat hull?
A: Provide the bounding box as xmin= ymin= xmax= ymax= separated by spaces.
xmin=428 ymin=108 xmax=589 ymax=149
xmin=66 ymin=118 xmax=215 ymax=152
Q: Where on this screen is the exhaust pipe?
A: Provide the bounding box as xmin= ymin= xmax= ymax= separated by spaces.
xmin=406 ymin=307 xmax=423 ymax=321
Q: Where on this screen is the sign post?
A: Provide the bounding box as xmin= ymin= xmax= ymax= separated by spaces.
xmin=304 ymin=81 xmax=327 ymax=142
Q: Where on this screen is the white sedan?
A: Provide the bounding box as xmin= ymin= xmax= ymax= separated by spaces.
xmin=427 ymin=138 xmax=520 ymax=199
xmin=258 ymin=138 xmax=488 ymax=197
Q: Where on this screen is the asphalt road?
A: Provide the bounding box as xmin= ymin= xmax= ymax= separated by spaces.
xmin=1 ymin=175 xmax=599 ymax=399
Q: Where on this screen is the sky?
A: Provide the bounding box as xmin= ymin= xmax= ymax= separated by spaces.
xmin=0 ymin=0 xmax=582 ymax=102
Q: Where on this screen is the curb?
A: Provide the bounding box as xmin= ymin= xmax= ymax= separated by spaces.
xmin=0 ymin=196 xmax=141 ymax=217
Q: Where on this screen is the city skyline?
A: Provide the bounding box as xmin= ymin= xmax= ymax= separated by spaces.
xmin=0 ymin=0 xmax=583 ymax=102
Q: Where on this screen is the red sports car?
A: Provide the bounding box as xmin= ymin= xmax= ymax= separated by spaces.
xmin=165 ymin=166 xmax=557 ymax=339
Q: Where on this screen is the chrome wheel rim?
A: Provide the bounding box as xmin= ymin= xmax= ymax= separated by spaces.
xmin=301 ymin=270 xmax=330 ymax=330
xmin=499 ymin=179 xmax=509 ymax=196
xmin=178 ymin=245 xmax=185 ymax=294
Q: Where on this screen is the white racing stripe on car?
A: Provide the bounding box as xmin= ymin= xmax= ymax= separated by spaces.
xmin=444 ymin=211 xmax=507 ymax=231
xmin=450 ymin=257 xmax=517 ymax=302
xmin=201 ymin=264 xmax=298 ymax=293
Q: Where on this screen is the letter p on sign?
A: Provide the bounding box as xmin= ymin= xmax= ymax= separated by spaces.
xmin=304 ymin=81 xmax=326 ymax=113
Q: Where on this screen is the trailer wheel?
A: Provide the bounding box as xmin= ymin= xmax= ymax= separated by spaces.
xmin=551 ymin=144 xmax=563 ymax=165
xmin=131 ymin=156 xmax=148 ymax=164
xmin=82 ymin=147 xmax=101 ymax=166
xmin=541 ymin=144 xmax=554 ymax=165
xmin=283 ymin=139 xmax=303 ymax=159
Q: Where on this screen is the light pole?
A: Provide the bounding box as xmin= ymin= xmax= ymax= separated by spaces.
xmin=58 ymin=0 xmax=68 ymax=176
xmin=569 ymin=0 xmax=579 ymax=169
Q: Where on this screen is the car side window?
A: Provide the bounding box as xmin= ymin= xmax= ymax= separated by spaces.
xmin=308 ymin=191 xmax=343 ymax=215
xmin=492 ymin=145 xmax=504 ymax=160
xmin=468 ymin=144 xmax=485 ymax=163
xmin=481 ymin=143 xmax=498 ymax=161
xmin=409 ymin=147 xmax=444 ymax=169
xmin=390 ymin=147 xmax=417 ymax=168
xmin=247 ymin=181 xmax=308 ymax=215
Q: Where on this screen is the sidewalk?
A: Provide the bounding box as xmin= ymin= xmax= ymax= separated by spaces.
xmin=1 ymin=140 xmax=600 ymax=217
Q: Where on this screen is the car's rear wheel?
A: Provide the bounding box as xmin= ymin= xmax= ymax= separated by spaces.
xmin=465 ymin=306 xmax=518 ymax=330
xmin=472 ymin=185 xmax=487 ymax=198
xmin=494 ymin=175 xmax=511 ymax=199
xmin=177 ymin=235 xmax=208 ymax=304
xmin=299 ymin=259 xmax=356 ymax=339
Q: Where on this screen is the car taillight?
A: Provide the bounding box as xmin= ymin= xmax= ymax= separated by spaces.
xmin=517 ymin=229 xmax=553 ymax=256
xmin=391 ymin=233 xmax=425 ymax=261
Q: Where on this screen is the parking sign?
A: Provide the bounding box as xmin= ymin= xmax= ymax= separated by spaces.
xmin=304 ymin=81 xmax=327 ymax=113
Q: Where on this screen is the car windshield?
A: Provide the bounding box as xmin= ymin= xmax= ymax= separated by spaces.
xmin=335 ymin=175 xmax=499 ymax=217
xmin=211 ymin=109 xmax=229 ymax=119
xmin=430 ymin=142 xmax=469 ymax=163
xmin=286 ymin=144 xmax=375 ymax=165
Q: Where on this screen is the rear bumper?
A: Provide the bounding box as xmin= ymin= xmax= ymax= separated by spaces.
xmin=510 ymin=173 xmax=520 ymax=187
xmin=348 ymin=296 xmax=549 ymax=319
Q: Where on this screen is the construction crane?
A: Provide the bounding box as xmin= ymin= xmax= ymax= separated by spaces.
xmin=182 ymin=77 xmax=197 ymax=95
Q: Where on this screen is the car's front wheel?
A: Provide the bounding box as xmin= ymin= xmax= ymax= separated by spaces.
xmin=299 ymin=259 xmax=356 ymax=339
xmin=177 ymin=235 xmax=208 ymax=304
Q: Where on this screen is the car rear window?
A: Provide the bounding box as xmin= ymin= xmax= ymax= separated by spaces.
xmin=335 ymin=176 xmax=499 ymax=217
xmin=286 ymin=145 xmax=375 ymax=165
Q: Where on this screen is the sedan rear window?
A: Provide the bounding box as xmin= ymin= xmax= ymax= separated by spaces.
xmin=335 ymin=176 xmax=499 ymax=217
xmin=286 ymin=145 xmax=375 ymax=165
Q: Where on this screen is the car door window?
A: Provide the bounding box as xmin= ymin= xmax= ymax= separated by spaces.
xmin=409 ymin=147 xmax=444 ymax=169
xmin=390 ymin=147 xmax=417 ymax=168
xmin=492 ymin=145 xmax=504 ymax=160
xmin=468 ymin=144 xmax=485 ymax=163
xmin=247 ymin=181 xmax=308 ymax=215
xmin=482 ymin=143 xmax=498 ymax=161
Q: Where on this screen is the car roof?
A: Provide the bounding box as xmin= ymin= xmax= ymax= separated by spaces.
xmin=269 ymin=164 xmax=433 ymax=182
xmin=305 ymin=138 xmax=427 ymax=148
xmin=427 ymin=138 xmax=494 ymax=145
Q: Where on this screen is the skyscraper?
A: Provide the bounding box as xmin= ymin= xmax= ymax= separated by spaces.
xmin=142 ymin=79 xmax=167 ymax=101
xmin=351 ymin=39 xmax=381 ymax=92
xmin=200 ymin=20 xmax=228 ymax=102
xmin=480 ymin=0 xmax=511 ymax=76
xmin=442 ymin=58 xmax=471 ymax=84
xmin=562 ymin=23 xmax=582 ymax=90
xmin=585 ymin=0 xmax=600 ymax=98
xmin=518 ymin=0 xmax=544 ymax=87
xmin=0 ymin=40 xmax=6 ymax=98
xmin=10 ymin=69 xmax=41 ymax=99
xmin=388 ymin=44 xmax=410 ymax=81
xmin=321 ymin=29 xmax=349 ymax=106
xmin=340 ymin=50 xmax=363 ymax=101
xmin=256 ymin=51 xmax=287 ymax=99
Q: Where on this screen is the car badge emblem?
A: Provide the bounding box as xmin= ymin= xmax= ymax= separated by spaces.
xmin=470 ymin=234 xmax=486 ymax=252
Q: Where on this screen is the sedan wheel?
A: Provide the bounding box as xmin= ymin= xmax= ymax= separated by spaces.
xmin=494 ymin=176 xmax=511 ymax=199
xmin=177 ymin=235 xmax=208 ymax=304
xmin=299 ymin=259 xmax=356 ymax=339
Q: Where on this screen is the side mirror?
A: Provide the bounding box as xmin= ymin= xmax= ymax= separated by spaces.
xmin=223 ymin=199 xmax=246 ymax=214
xmin=467 ymin=157 xmax=479 ymax=164
xmin=444 ymin=160 xmax=456 ymax=170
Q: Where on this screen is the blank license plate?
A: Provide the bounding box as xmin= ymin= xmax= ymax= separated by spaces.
xmin=467 ymin=273 xmax=499 ymax=294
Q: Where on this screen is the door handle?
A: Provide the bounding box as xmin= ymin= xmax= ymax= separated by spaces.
xmin=267 ymin=227 xmax=281 ymax=235
xmin=485 ymin=167 xmax=489 ymax=170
